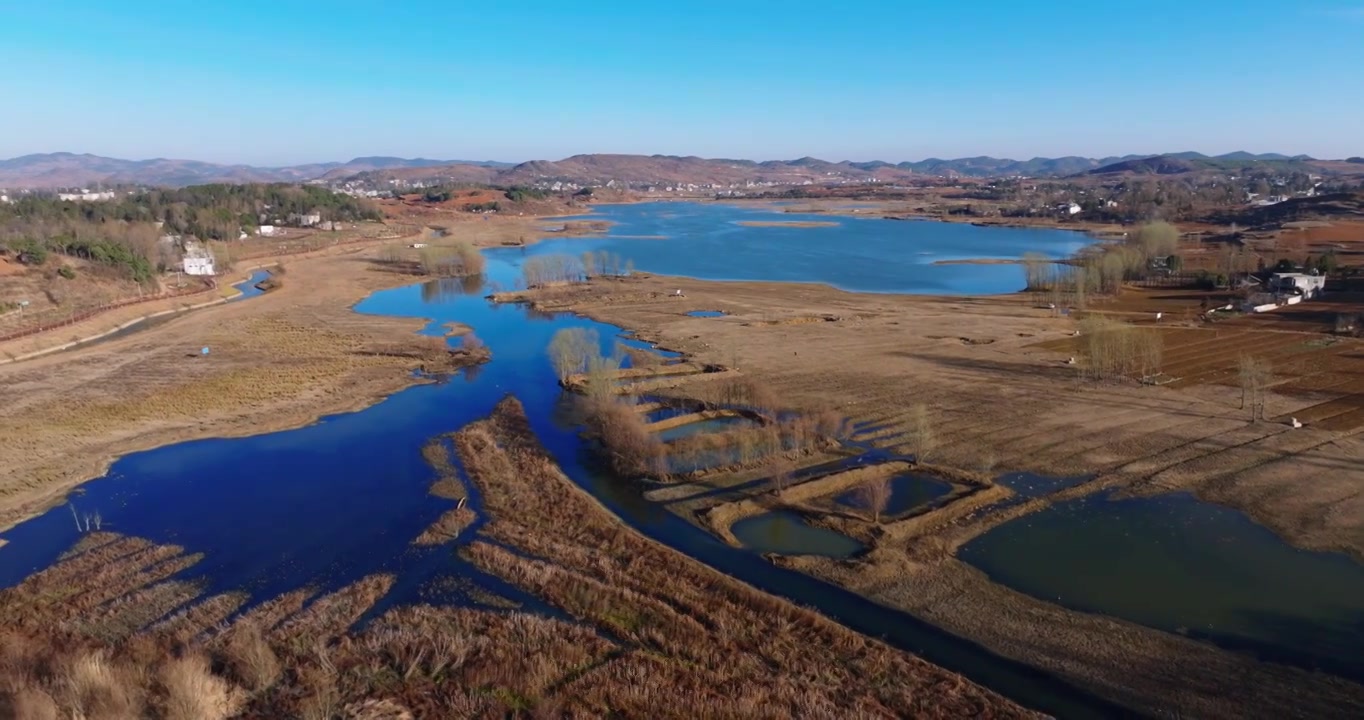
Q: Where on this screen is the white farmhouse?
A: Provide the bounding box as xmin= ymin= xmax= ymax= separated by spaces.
xmin=181 ymin=242 xmax=215 ymax=276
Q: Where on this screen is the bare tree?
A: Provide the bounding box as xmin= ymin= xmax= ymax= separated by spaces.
xmin=1238 ymin=355 xmax=1274 ymax=421
xmin=768 ymin=457 xmax=795 ymax=496
xmin=1130 ymin=221 xmax=1180 ymax=260
xmin=548 ymin=328 xmax=599 ymax=383
xmin=854 ymin=476 xmax=892 ymax=524
xmin=908 ymin=403 xmax=936 ymax=463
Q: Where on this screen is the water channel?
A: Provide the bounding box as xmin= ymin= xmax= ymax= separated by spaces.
xmin=6 ymin=207 xmax=1354 ymax=715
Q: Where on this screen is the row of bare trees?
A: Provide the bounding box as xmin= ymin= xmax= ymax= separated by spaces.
xmin=522 ymin=254 xmax=586 ymax=288
xmin=1023 ymin=221 xmax=1183 ymax=308
xmin=581 ymin=250 xmax=634 ymax=278
xmin=1078 ymin=316 xmax=1164 ymax=380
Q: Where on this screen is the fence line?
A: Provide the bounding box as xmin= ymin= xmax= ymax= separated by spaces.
xmin=0 ymin=283 xmax=216 ymax=344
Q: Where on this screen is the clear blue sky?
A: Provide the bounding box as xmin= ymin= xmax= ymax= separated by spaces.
xmin=2 ymin=0 xmax=1362 ymax=164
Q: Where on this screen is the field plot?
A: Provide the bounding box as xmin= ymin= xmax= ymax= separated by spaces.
xmin=1036 ymin=323 xmax=1364 ymax=431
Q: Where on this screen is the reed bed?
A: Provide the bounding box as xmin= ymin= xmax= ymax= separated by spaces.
xmin=413 ymin=506 xmax=477 ymax=545
xmin=449 ymin=396 xmax=1036 ymax=718
xmin=0 ymin=402 xmax=1028 ymax=718
xmin=270 ymin=574 xmax=396 ymax=651
xmin=148 ymin=591 xmax=249 ymax=643
xmin=414 ymin=436 xmax=477 ymax=545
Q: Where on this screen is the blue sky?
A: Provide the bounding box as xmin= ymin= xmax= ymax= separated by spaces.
xmin=2 ymin=0 xmax=1362 ymax=164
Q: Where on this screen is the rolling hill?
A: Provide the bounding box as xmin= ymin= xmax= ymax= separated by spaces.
xmin=0 ymin=150 xmax=1349 ymax=189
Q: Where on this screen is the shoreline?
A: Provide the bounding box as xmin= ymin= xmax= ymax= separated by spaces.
xmin=0 ymin=243 xmax=475 ymax=536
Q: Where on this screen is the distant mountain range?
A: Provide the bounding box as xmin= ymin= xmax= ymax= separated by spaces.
xmin=0 ymin=153 xmax=513 ymax=189
xmin=0 ymin=150 xmax=1348 ymax=189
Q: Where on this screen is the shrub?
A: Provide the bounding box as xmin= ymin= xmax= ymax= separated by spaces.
xmin=57 ymin=266 xmax=76 ymax=279
xmin=580 ymin=398 xmax=664 ymax=476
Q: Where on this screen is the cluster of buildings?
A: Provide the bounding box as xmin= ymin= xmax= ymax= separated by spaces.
xmin=56 ymin=189 xmax=118 ymax=202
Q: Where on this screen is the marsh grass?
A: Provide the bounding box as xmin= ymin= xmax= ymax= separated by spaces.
xmin=0 ymin=403 xmax=1027 ymax=719
xmin=447 ymin=396 xmax=1033 ymax=718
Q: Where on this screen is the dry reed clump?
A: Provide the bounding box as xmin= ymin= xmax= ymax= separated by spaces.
xmin=414 ymin=436 xmax=477 ymax=545
xmin=413 ymin=507 xmax=477 ymax=545
xmin=0 ymin=627 xmax=246 ymax=720
xmin=448 ymin=396 xmax=1036 ymax=718
xmin=220 ymin=622 xmax=281 ymax=695
xmin=579 ymin=397 xmax=666 ymax=476
xmin=158 ymin=652 xmax=240 ymax=720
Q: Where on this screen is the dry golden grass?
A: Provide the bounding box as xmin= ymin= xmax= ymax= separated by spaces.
xmin=450 ymin=396 xmax=1035 ymax=718
xmin=158 ymin=653 xmax=240 ymax=720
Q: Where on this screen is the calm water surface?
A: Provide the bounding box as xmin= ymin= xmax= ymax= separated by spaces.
xmin=961 ymin=491 xmax=1364 ymax=681
xmin=527 ymin=202 xmax=1088 ymax=294
xmin=731 ymin=510 xmax=864 ymax=558
xmin=835 ymin=472 xmax=953 ymax=517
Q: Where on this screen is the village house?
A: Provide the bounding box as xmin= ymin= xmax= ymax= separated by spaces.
xmin=1268 ymin=272 xmax=1326 ymax=299
xmin=180 ymin=241 xmax=215 ymax=276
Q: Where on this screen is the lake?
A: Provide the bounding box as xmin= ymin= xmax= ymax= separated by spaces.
xmin=532 ymin=202 xmax=1088 ymax=294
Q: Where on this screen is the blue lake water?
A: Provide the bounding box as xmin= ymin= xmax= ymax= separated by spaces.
xmin=522 ymin=202 xmax=1088 ymax=294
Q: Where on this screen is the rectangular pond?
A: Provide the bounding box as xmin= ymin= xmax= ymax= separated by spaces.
xmin=834 ymin=472 xmax=954 ymax=517
xmin=731 ymin=510 xmax=865 ymax=558
xmin=653 ymin=415 xmax=758 ymax=442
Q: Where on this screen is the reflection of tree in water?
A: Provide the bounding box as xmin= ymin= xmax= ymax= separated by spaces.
xmin=526 ymin=308 xmax=561 ymax=322
xmin=421 ymin=275 xmax=485 ymax=302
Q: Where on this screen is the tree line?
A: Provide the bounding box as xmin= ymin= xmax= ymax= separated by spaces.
xmin=0 ymin=184 xmax=379 ymax=283
xmin=2 ymin=184 xmax=380 ymax=242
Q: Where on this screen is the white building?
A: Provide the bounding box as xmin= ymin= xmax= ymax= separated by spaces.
xmin=57 ymin=190 xmax=116 ymax=202
xmin=258 ymin=225 xmax=279 ymax=236
xmin=292 ymin=212 xmax=322 ymax=227
xmin=1268 ymin=272 xmax=1326 ymax=299
xmin=181 ymin=242 xmax=215 ymax=276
